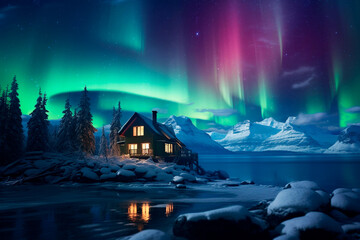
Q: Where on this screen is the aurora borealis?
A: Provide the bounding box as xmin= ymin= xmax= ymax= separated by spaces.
xmin=0 ymin=0 xmax=360 ymax=128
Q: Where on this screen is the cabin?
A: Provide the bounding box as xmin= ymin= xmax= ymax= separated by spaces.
xmin=118 ymin=111 xmax=199 ymax=169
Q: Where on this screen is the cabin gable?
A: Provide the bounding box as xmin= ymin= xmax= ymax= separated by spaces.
xmin=118 ymin=111 xmax=196 ymax=163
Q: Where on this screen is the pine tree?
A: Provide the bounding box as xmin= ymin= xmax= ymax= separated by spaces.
xmin=76 ymin=87 xmax=96 ymax=155
xmin=109 ymin=101 xmax=122 ymax=156
xmin=6 ymin=76 xmax=24 ymax=160
xmin=27 ymin=90 xmax=49 ymax=152
xmin=41 ymin=92 xmax=50 ymax=150
xmin=70 ymin=109 xmax=79 ymax=151
xmin=56 ymin=98 xmax=73 ymax=152
xmin=99 ymin=126 xmax=108 ymax=159
xmin=0 ymin=87 xmax=10 ymax=163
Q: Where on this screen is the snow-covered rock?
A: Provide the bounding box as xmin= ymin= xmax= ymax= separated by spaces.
xmin=195 ymin=177 xmax=209 ymax=184
xmin=172 ymin=176 xmax=185 ymax=184
xmin=213 ymin=170 xmax=229 ymax=180
xmin=162 ymin=166 xmax=174 ymax=174
xmin=24 ymin=168 xmax=42 ymax=177
xmin=331 ymin=188 xmax=360 ymax=215
xmin=108 ymin=164 xmax=121 ymax=172
xmin=315 ymin=190 xmax=331 ymax=206
xmin=164 ymin=115 xmax=227 ymax=153
xmin=176 ymin=184 xmax=186 ymax=189
xmin=155 ymin=172 xmax=173 ymax=182
xmin=116 ymin=169 xmax=136 ymax=182
xmin=326 ymin=125 xmax=360 ymax=153
xmin=143 ymin=169 xmax=156 ymax=180
xmin=217 ymin=118 xmax=324 ymax=153
xmin=100 ymin=167 xmax=111 ymax=174
xmin=122 ymin=164 xmax=137 ymax=171
xmin=134 ymin=166 xmax=148 ymax=176
xmin=173 ymin=205 xmax=268 ymax=240
xmin=33 ymin=160 xmax=54 ymax=169
xmin=180 ymin=173 xmax=196 ymax=182
xmin=267 ymin=188 xmax=325 ymax=219
xmin=127 ymin=229 xmax=170 ymax=240
xmin=80 ymin=167 xmax=99 ymax=181
xmin=275 ymin=212 xmax=343 ymax=240
xmin=100 ymin=172 xmax=117 ymax=181
xmin=342 ymin=222 xmax=360 ymax=234
xmin=284 ymin=180 xmax=321 ymax=191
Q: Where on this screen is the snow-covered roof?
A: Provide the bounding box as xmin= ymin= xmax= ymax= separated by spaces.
xmin=118 ymin=112 xmax=182 ymax=145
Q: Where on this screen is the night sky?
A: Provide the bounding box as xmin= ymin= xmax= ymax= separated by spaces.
xmin=0 ymin=0 xmax=360 ymax=129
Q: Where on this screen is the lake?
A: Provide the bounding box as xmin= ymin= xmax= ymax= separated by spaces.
xmin=0 ymin=183 xmax=265 ymax=240
xmin=200 ymin=153 xmax=360 ymax=192
xmin=1 ymin=153 xmax=359 ymax=239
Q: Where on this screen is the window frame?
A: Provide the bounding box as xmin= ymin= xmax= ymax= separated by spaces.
xmin=142 ymin=143 xmax=150 ymax=155
xmin=133 ymin=126 xmax=144 ymax=136
xmin=128 ymin=144 xmax=138 ymax=155
xmin=165 ymin=143 xmax=173 ymax=154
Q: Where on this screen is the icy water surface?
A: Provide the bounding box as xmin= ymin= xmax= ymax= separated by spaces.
xmin=200 ymin=153 xmax=360 ymax=191
xmin=0 ymin=183 xmax=255 ymax=240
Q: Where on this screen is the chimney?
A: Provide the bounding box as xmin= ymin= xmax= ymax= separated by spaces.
xmin=152 ymin=110 xmax=157 ymax=124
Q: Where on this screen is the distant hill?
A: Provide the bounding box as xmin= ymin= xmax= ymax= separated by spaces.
xmin=164 ymin=115 xmax=228 ymax=154
xmin=326 ymin=125 xmax=360 ymax=153
xmin=209 ymin=117 xmax=338 ymax=153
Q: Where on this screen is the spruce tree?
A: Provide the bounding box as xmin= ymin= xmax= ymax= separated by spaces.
xmin=27 ymin=90 xmax=49 ymax=152
xmin=41 ymin=92 xmax=50 ymax=150
xmin=76 ymin=87 xmax=96 ymax=155
xmin=99 ymin=126 xmax=108 ymax=158
xmin=56 ymin=98 xmax=73 ymax=152
xmin=109 ymin=101 xmax=122 ymax=156
xmin=6 ymin=76 xmax=24 ymax=160
xmin=0 ymin=87 xmax=10 ymax=163
xmin=70 ymin=109 xmax=79 ymax=151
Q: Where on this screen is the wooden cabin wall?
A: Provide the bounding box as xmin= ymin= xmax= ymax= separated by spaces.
xmin=120 ymin=117 xmax=155 ymax=155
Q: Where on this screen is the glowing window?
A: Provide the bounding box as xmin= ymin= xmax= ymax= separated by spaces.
xmin=165 ymin=143 xmax=173 ymax=153
xmin=133 ymin=126 xmax=144 ymax=136
xmin=142 ymin=143 xmax=150 ymax=155
xmin=129 ymin=144 xmax=137 ymax=155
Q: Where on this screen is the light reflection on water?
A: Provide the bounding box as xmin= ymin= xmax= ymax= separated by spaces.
xmin=126 ymin=202 xmax=174 ymax=230
xmin=166 ymin=203 xmax=174 ymax=217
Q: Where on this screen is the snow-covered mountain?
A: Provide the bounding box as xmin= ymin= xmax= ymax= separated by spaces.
xmin=326 ymin=125 xmax=360 ymax=153
xmin=164 ymin=115 xmax=228 ymax=154
xmin=215 ymin=117 xmax=335 ymax=153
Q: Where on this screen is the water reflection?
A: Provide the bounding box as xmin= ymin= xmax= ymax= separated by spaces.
xmin=126 ymin=202 xmax=174 ymax=230
xmin=141 ymin=203 xmax=150 ymax=222
xmin=166 ymin=203 xmax=173 ymax=217
xmin=127 ymin=203 xmax=137 ymax=222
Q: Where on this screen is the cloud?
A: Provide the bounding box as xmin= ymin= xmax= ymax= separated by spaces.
xmin=292 ymin=112 xmax=339 ymax=128
xmin=196 ymin=108 xmax=237 ymax=116
xmin=282 ymin=66 xmax=316 ymax=89
xmin=346 ymin=106 xmax=360 ymax=113
xmin=292 ymin=74 xmax=315 ymax=89
xmin=283 ymin=66 xmax=314 ymax=77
